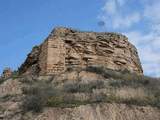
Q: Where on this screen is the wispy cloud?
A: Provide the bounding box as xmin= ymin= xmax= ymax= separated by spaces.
xmin=144 ymin=1 xmax=160 ymax=23
xmin=112 ymin=13 xmax=141 ymax=29
xmin=102 ymin=0 xmax=117 ymax=15
xmin=99 ymin=0 xmax=141 ymax=29
xmin=98 ymin=0 xmax=160 ymax=77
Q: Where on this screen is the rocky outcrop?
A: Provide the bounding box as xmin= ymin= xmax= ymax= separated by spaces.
xmin=0 ymin=78 xmax=22 ymax=97
xmin=1 ymin=68 xmax=12 ymax=79
xmin=19 ymin=27 xmax=143 ymax=75
xmin=34 ymin=103 xmax=160 ymax=120
xmin=19 ymin=46 xmax=41 ymax=75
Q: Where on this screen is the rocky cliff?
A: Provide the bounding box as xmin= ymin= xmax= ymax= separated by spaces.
xmin=19 ymin=27 xmax=143 ymax=75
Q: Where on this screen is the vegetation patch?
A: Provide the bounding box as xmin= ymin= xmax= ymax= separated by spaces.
xmin=21 ymin=66 xmax=160 ymax=112
xmin=109 ymin=79 xmax=150 ymax=88
xmin=63 ymin=80 xmax=105 ymax=93
xmin=85 ymin=66 xmax=154 ymax=81
xmin=0 ymin=94 xmax=14 ymax=102
xmin=22 ymin=81 xmax=58 ymax=112
xmin=0 ymin=78 xmax=5 ymax=85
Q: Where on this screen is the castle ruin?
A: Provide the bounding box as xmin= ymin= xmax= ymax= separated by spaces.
xmin=19 ymin=27 xmax=143 ymax=75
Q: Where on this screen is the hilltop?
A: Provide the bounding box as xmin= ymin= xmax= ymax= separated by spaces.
xmin=19 ymin=27 xmax=143 ymax=75
xmin=0 ymin=27 xmax=159 ymax=120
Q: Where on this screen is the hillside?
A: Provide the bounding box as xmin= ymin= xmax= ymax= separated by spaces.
xmin=0 ymin=66 xmax=160 ymax=120
xmin=0 ymin=27 xmax=159 ymax=120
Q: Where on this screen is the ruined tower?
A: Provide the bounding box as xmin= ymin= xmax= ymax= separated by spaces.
xmin=39 ymin=36 xmax=66 ymax=75
xmin=19 ymin=27 xmax=143 ymax=75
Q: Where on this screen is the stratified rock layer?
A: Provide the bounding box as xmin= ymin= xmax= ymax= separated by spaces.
xmin=19 ymin=27 xmax=143 ymax=75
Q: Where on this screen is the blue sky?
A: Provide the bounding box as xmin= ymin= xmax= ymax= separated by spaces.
xmin=0 ymin=0 xmax=159 ymax=77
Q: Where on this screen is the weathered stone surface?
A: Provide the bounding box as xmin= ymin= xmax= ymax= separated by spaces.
xmin=34 ymin=103 xmax=160 ymax=120
xmin=1 ymin=68 xmax=12 ymax=79
xmin=0 ymin=72 xmax=159 ymax=120
xmin=0 ymin=79 xmax=22 ymax=97
xmin=19 ymin=46 xmax=41 ymax=75
xmin=19 ymin=27 xmax=143 ymax=75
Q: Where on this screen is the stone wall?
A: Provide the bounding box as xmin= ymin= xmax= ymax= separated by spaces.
xmin=46 ymin=37 xmax=66 ymax=74
xmin=19 ymin=27 xmax=143 ymax=75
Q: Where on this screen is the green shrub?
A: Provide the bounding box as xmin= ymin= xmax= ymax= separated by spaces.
xmin=0 ymin=94 xmax=13 ymax=102
xmin=63 ymin=83 xmax=80 ymax=93
xmin=85 ymin=66 xmax=105 ymax=75
xmin=22 ymin=95 xmax=44 ymax=112
xmin=92 ymin=93 xmax=107 ymax=103
xmin=85 ymin=66 xmax=122 ymax=79
xmin=22 ymin=81 xmax=58 ymax=112
xmin=20 ymin=75 xmax=38 ymax=84
xmin=21 ymin=66 xmax=160 ymax=110
xmin=152 ymin=97 xmax=160 ymax=108
xmin=11 ymin=70 xmax=19 ymax=79
xmin=0 ymin=78 xmax=5 ymax=84
xmin=47 ymin=94 xmax=89 ymax=108
xmin=109 ymin=79 xmax=150 ymax=88
xmin=47 ymin=96 xmax=63 ymax=107
xmin=149 ymin=91 xmax=160 ymax=108
xmin=63 ymin=80 xmax=105 ymax=93
xmin=120 ymin=97 xmax=152 ymax=107
xmin=85 ymin=66 xmax=155 ymax=82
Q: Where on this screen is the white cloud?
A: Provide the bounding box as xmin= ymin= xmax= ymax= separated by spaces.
xmin=102 ymin=0 xmax=127 ymax=15
xmin=125 ymin=31 xmax=160 ymax=77
xmin=117 ymin=0 xmax=127 ymax=6
xmin=144 ymin=1 xmax=160 ymax=23
xmin=113 ymin=13 xmax=141 ymax=29
xmin=99 ymin=0 xmax=141 ymax=29
xmin=125 ymin=31 xmax=154 ymax=46
xmin=143 ymin=63 xmax=160 ymax=77
xmin=98 ymin=0 xmax=160 ymax=77
xmin=102 ymin=0 xmax=117 ymax=15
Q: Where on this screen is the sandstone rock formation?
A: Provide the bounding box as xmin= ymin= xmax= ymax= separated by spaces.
xmin=1 ymin=68 xmax=12 ymax=79
xmin=19 ymin=27 xmax=143 ymax=75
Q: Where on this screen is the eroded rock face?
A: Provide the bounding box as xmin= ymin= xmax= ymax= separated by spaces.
xmin=19 ymin=46 xmax=41 ymax=75
xmin=19 ymin=27 xmax=143 ymax=75
xmin=35 ymin=103 xmax=160 ymax=120
xmin=0 ymin=79 xmax=22 ymax=97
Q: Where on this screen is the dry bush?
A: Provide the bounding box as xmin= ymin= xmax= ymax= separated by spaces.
xmin=63 ymin=80 xmax=105 ymax=93
xmin=22 ymin=81 xmax=58 ymax=112
xmin=21 ymin=66 xmax=160 ymax=111
xmin=115 ymin=87 xmax=147 ymax=100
